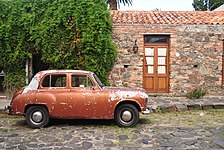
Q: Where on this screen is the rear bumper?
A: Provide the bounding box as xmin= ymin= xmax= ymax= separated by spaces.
xmin=142 ymin=108 xmax=150 ymax=114
xmin=7 ymin=106 xmax=12 ymax=114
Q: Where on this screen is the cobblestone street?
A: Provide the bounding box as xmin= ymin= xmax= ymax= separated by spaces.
xmin=0 ymin=109 xmax=223 ymax=150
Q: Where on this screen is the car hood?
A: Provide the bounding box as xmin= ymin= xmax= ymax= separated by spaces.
xmin=102 ymin=86 xmax=148 ymax=101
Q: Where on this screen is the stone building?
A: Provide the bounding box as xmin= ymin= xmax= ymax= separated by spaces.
xmin=109 ymin=10 xmax=224 ymax=96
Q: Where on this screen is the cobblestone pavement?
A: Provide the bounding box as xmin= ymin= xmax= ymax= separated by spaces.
xmin=0 ymin=109 xmax=223 ymax=150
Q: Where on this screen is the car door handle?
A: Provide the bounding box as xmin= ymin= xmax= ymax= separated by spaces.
xmin=68 ymin=89 xmax=71 ymax=92
xmin=38 ymin=90 xmax=45 ymax=93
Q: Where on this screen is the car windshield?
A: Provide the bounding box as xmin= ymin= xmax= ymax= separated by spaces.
xmin=93 ymin=74 xmax=104 ymax=88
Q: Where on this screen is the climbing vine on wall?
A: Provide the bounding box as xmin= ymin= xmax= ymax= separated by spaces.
xmin=0 ymin=0 xmax=116 ymax=96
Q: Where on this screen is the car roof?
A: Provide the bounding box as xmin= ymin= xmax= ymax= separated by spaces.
xmin=37 ymin=70 xmax=92 ymax=75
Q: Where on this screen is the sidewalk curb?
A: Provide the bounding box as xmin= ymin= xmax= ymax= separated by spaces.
xmin=147 ymin=96 xmax=224 ymax=112
xmin=149 ymin=103 xmax=224 ymax=113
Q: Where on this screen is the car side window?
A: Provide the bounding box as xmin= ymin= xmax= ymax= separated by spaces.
xmin=71 ymin=75 xmax=93 ymax=88
xmin=42 ymin=74 xmax=66 ymax=87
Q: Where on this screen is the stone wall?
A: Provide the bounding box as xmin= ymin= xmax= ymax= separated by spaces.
xmin=109 ymin=24 xmax=224 ymax=96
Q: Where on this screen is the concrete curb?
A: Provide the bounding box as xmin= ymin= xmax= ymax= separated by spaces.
xmin=150 ymin=103 xmax=224 ymax=113
xmin=148 ymin=96 xmax=224 ymax=112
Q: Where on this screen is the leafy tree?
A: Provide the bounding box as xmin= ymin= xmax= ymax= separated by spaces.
xmin=0 ymin=0 xmax=116 ymax=97
xmin=192 ymin=0 xmax=224 ymax=11
xmin=106 ymin=0 xmax=132 ymax=10
xmin=0 ymin=0 xmax=32 ymax=96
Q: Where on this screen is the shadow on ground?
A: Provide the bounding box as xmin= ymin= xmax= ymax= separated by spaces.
xmin=13 ymin=118 xmax=151 ymax=128
xmin=0 ymin=110 xmax=152 ymax=128
xmin=49 ymin=118 xmax=117 ymax=127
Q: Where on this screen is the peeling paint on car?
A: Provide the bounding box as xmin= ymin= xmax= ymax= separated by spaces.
xmin=108 ymin=90 xmax=148 ymax=102
xmin=60 ymin=103 xmax=67 ymax=105
xmin=109 ymin=93 xmax=118 ymax=101
xmin=22 ymin=76 xmax=39 ymax=94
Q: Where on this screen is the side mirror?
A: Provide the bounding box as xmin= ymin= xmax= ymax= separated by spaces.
xmin=90 ymin=86 xmax=95 ymax=90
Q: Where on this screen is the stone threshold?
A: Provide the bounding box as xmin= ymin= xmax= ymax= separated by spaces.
xmin=0 ymin=95 xmax=7 ymax=100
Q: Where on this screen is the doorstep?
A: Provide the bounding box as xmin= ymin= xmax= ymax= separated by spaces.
xmin=0 ymin=95 xmax=7 ymax=100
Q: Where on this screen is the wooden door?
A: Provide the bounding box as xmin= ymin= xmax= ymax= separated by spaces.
xmin=143 ymin=46 xmax=169 ymax=93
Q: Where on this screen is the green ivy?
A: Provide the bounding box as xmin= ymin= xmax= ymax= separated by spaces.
xmin=0 ymin=0 xmax=116 ymax=95
xmin=186 ymin=89 xmax=207 ymax=99
xmin=3 ymin=69 xmax=26 ymax=98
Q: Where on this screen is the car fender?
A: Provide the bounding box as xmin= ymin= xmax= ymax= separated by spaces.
xmin=30 ymin=92 xmax=57 ymax=115
xmin=113 ymin=99 xmax=142 ymax=114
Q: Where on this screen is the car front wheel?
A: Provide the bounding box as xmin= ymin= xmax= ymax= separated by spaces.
xmin=115 ymin=104 xmax=139 ymax=127
xmin=26 ymin=106 xmax=49 ymax=129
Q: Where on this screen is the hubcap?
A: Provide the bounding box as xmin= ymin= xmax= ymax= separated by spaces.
xmin=121 ymin=110 xmax=132 ymax=122
xmin=32 ymin=111 xmax=43 ymax=123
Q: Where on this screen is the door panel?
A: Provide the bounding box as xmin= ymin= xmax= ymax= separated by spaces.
xmin=143 ymin=46 xmax=169 ymax=93
xmin=66 ymin=74 xmax=109 ymax=118
xmin=157 ymin=77 xmax=167 ymax=90
xmin=145 ymin=77 xmax=154 ymax=90
xmin=36 ymin=88 xmax=69 ymax=117
xmin=67 ymin=89 xmax=106 ymax=118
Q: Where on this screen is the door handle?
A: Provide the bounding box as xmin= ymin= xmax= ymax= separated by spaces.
xmin=38 ymin=90 xmax=45 ymax=93
xmin=68 ymin=89 xmax=71 ymax=92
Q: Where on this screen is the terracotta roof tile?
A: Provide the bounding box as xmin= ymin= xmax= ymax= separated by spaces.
xmin=111 ymin=10 xmax=224 ymax=25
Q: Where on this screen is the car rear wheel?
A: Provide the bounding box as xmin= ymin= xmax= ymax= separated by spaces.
xmin=26 ymin=106 xmax=49 ymax=129
xmin=115 ymin=104 xmax=139 ymax=127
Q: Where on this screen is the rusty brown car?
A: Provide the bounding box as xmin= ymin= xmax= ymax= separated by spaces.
xmin=9 ymin=70 xmax=150 ymax=128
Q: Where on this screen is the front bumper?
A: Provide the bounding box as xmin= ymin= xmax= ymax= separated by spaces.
xmin=142 ymin=108 xmax=150 ymax=114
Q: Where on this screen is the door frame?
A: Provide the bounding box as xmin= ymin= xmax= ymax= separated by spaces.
xmin=143 ymin=42 xmax=170 ymax=93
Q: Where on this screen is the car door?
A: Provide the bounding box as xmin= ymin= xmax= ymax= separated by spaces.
xmin=66 ymin=74 xmax=109 ymax=119
xmin=36 ymin=73 xmax=70 ymax=117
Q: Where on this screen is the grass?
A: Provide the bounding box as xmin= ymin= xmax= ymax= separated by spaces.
xmin=143 ymin=109 xmax=224 ymax=128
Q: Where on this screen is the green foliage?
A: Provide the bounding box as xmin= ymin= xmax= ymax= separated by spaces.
xmin=0 ymin=1 xmax=31 ymax=69
xmin=3 ymin=69 xmax=26 ymax=98
xmin=0 ymin=0 xmax=116 ymax=95
xmin=186 ymin=89 xmax=207 ymax=99
xmin=193 ymin=0 xmax=224 ymax=11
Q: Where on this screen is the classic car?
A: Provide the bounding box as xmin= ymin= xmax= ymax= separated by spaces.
xmin=9 ymin=70 xmax=150 ymax=128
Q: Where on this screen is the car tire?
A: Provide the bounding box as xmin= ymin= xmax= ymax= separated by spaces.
xmin=26 ymin=106 xmax=49 ymax=129
xmin=115 ymin=104 xmax=139 ymax=127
